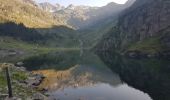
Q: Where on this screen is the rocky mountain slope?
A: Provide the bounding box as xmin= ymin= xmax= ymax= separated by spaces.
xmin=37 ymin=0 xmax=136 ymax=47
xmin=0 ymin=63 xmax=47 ymax=99
xmin=0 ymin=0 xmax=80 ymax=47
xmin=39 ymin=2 xmax=65 ymax=12
xmin=96 ymin=0 xmax=170 ymax=58
xmin=39 ymin=1 xmax=135 ymax=29
xmin=0 ymin=0 xmax=136 ymax=48
xmin=0 ymin=0 xmax=66 ymax=28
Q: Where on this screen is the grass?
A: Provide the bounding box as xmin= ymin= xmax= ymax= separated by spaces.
xmin=0 ymin=68 xmax=8 ymax=94
xmin=0 ymin=73 xmax=6 ymax=88
xmin=0 ymin=64 xmax=38 ymax=99
xmin=13 ymin=71 xmax=27 ymax=81
xmin=0 ymin=37 xmax=80 ymax=54
xmin=0 ymin=36 xmax=82 ymax=97
xmin=127 ymin=36 xmax=164 ymax=54
xmin=12 ymin=82 xmax=35 ymax=99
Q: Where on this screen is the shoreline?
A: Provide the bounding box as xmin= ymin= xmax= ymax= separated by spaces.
xmin=0 ymin=63 xmax=48 ymax=100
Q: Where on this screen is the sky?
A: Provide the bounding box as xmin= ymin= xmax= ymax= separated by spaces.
xmin=36 ymin=0 xmax=129 ymax=7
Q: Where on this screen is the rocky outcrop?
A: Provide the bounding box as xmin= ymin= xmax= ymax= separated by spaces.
xmin=96 ymin=0 xmax=170 ymax=57
xmin=118 ymin=0 xmax=170 ymax=47
xmin=25 ymin=73 xmax=45 ymax=87
xmin=39 ymin=2 xmax=65 ymax=12
xmin=0 ymin=63 xmax=47 ymax=99
xmin=0 ymin=0 xmax=66 ymax=28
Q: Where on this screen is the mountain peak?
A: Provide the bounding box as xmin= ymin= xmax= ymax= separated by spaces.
xmin=21 ymin=0 xmax=38 ymax=7
xmin=68 ymin=4 xmax=74 ymax=7
xmin=39 ymin=2 xmax=53 ymax=6
xmin=125 ymin=0 xmax=136 ymax=5
xmin=107 ymin=2 xmax=119 ymax=5
xmin=67 ymin=4 xmax=75 ymax=9
xmin=39 ymin=2 xmax=65 ymax=12
xmin=55 ymin=3 xmax=61 ymax=7
xmin=55 ymin=3 xmax=65 ymax=10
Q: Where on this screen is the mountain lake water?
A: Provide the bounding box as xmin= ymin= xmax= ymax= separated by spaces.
xmin=4 ymin=50 xmax=170 ymax=100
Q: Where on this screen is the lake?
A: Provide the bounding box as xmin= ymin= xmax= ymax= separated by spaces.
xmin=20 ymin=50 xmax=170 ymax=100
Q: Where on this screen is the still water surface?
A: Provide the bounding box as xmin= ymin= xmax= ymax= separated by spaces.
xmin=20 ymin=51 xmax=170 ymax=100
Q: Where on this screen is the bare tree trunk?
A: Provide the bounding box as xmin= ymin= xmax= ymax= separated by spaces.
xmin=5 ymin=67 xmax=13 ymax=98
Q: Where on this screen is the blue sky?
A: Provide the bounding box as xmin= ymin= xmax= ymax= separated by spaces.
xmin=36 ymin=0 xmax=128 ymax=7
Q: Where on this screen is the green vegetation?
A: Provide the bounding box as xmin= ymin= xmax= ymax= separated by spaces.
xmin=0 ymin=0 xmax=81 ymax=48
xmin=0 ymin=73 xmax=6 ymax=88
xmin=0 ymin=0 xmax=115 ymax=49
xmin=0 ymin=37 xmax=80 ymax=51
xmin=128 ymin=37 xmax=164 ymax=54
xmin=13 ymin=71 xmax=27 ymax=81
xmin=11 ymin=82 xmax=37 ymax=99
xmin=129 ymin=36 xmax=161 ymax=53
xmin=0 ymin=64 xmax=41 ymax=99
xmin=22 ymin=51 xmax=107 ymax=71
xmin=0 ymin=36 xmax=81 ymax=64
xmin=78 ymin=19 xmax=116 ymax=48
xmin=0 ymin=22 xmax=43 ymax=42
xmin=0 ymin=22 xmax=80 ymax=48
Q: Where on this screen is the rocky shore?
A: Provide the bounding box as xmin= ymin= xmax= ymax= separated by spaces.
xmin=0 ymin=63 xmax=48 ymax=100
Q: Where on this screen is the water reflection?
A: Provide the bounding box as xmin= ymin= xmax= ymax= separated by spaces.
xmin=98 ymin=51 xmax=170 ymax=100
xmin=23 ymin=51 xmax=107 ymax=71
xmin=34 ymin=65 xmax=121 ymax=91
xmin=22 ymin=51 xmax=153 ymax=100
xmin=49 ymin=84 xmax=151 ymax=100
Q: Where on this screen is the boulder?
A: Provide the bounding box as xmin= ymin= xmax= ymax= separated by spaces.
xmin=125 ymin=50 xmax=142 ymax=58
xmin=15 ymin=62 xmax=24 ymax=67
xmin=25 ymin=74 xmax=45 ymax=87
xmin=32 ymin=93 xmax=47 ymax=100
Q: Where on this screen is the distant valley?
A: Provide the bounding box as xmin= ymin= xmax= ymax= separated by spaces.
xmin=0 ymin=0 xmax=135 ymax=50
xmin=38 ymin=0 xmax=135 ymax=29
xmin=2 ymin=0 xmax=169 ymax=57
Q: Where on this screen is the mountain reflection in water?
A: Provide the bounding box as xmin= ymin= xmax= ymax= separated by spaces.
xmin=21 ymin=51 xmax=168 ymax=100
xmin=34 ymin=65 xmax=121 ymax=91
xmin=98 ymin=51 xmax=170 ymax=100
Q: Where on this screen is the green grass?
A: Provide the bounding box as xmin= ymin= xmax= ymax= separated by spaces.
xmin=0 ymin=69 xmax=8 ymax=94
xmin=0 ymin=73 xmax=6 ymax=88
xmin=127 ymin=37 xmax=164 ymax=54
xmin=0 ymin=65 xmax=38 ymax=98
xmin=0 ymin=37 xmax=80 ymax=52
xmin=13 ymin=71 xmax=27 ymax=81
xmin=12 ymin=82 xmax=37 ymax=99
xmin=0 ymin=36 xmax=81 ymax=64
